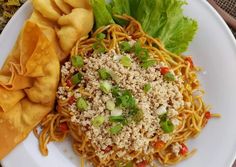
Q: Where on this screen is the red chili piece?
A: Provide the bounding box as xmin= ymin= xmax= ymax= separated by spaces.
xmin=136 ymin=160 xmax=147 ymax=167
xmin=68 ymin=96 xmax=76 ymax=105
xmin=59 ymin=122 xmax=69 ymax=132
xmin=153 ymin=140 xmax=165 ymax=150
xmin=66 ymin=79 xmax=73 ymax=87
xmin=180 ymin=143 xmax=188 ymax=155
xmin=160 ymin=67 xmax=170 ymax=75
xmin=185 ymin=57 xmax=194 ymax=68
xmin=205 ymin=111 xmax=211 ymax=119
xmin=102 ymin=146 xmax=112 ymax=153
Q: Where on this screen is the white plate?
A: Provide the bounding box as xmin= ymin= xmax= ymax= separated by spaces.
xmin=1 ymin=0 xmax=236 ymax=167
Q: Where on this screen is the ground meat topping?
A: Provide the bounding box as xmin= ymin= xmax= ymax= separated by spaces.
xmin=57 ymin=47 xmax=184 ymax=160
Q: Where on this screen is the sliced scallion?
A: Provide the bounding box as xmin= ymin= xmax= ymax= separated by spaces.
xmin=164 ymin=72 xmax=175 ymax=81
xmin=100 ymin=81 xmax=112 ymax=94
xmin=92 ymin=116 xmax=105 ymax=127
xmin=71 ymin=55 xmax=84 ymax=68
xmin=120 ymin=56 xmax=132 ymax=67
xmin=143 ymin=83 xmax=151 ymax=93
xmin=98 ymin=68 xmax=111 ymax=80
xmin=71 ymin=73 xmax=83 ymax=85
xmin=160 ymin=120 xmax=174 ymax=133
xmin=76 ymin=97 xmax=88 ymax=111
xmin=106 ymin=100 xmax=115 ymax=111
xmin=120 ymin=41 xmax=131 ymax=52
xmin=110 ymin=124 xmax=123 ymax=135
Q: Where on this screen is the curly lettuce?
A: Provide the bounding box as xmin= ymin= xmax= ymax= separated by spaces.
xmin=90 ymin=0 xmax=198 ymax=54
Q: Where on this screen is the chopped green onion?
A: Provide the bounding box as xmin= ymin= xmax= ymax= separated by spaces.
xmin=93 ymin=43 xmax=106 ymax=53
xmin=141 ymin=59 xmax=156 ymax=69
xmin=109 ymin=71 xmax=120 ymax=83
xmin=100 ymin=81 xmax=112 ymax=94
xmin=110 ymin=124 xmax=123 ymax=134
xmin=160 ymin=120 xmax=174 ymax=133
xmin=71 ymin=55 xmax=84 ymax=68
xmin=128 ymin=106 xmax=139 ymax=116
xmin=98 ymin=68 xmax=111 ymax=80
xmin=111 ymin=86 xmax=122 ymax=97
xmin=111 ymin=108 xmax=123 ymax=116
xmin=92 ymin=116 xmax=105 ymax=127
xmin=143 ymin=83 xmax=151 ymax=93
xmin=76 ymin=97 xmax=88 ymax=111
xmin=116 ymin=90 xmax=136 ymax=109
xmin=106 ymin=100 xmax=115 ymax=111
xmin=120 ymin=41 xmax=131 ymax=52
xmin=109 ymin=115 xmax=126 ymax=123
xmin=125 ymin=161 xmax=133 ymax=167
xmin=120 ymin=56 xmax=132 ymax=67
xmin=132 ymin=109 xmax=144 ymax=122
xmin=71 ymin=73 xmax=83 ymax=85
xmin=164 ymin=72 xmax=175 ymax=81
xmin=134 ymin=41 xmax=155 ymax=69
xmin=159 ymin=113 xmax=167 ymax=121
xmin=96 ymin=33 xmax=106 ymax=40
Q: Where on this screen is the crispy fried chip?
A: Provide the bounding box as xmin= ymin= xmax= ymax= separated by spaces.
xmin=57 ymin=8 xmax=93 ymax=53
xmin=0 ymin=21 xmax=60 ymax=159
xmin=32 ymin=0 xmax=62 ymax=21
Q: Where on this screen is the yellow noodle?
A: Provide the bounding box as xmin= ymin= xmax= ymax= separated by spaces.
xmin=35 ymin=15 xmax=219 ymax=167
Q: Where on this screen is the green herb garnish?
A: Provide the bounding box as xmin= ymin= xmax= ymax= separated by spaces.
xmin=164 ymin=72 xmax=175 ymax=81
xmin=120 ymin=41 xmax=132 ymax=52
xmin=96 ymin=33 xmax=106 ymax=40
xmin=143 ymin=83 xmax=151 ymax=93
xmin=71 ymin=73 xmax=83 ymax=85
xmin=71 ymin=55 xmax=84 ymax=68
xmin=98 ymin=68 xmax=111 ymax=80
xmin=92 ymin=116 xmax=105 ymax=127
xmin=160 ymin=120 xmax=174 ymax=133
xmin=110 ymin=124 xmax=123 ymax=134
xmin=100 ymin=81 xmax=112 ymax=94
xmin=120 ymin=56 xmax=132 ymax=67
xmin=76 ymin=97 xmax=88 ymax=111
xmin=106 ymin=100 xmax=115 ymax=111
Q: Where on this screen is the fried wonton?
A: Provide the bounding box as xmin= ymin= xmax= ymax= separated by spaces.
xmin=0 ymin=21 xmax=60 ymax=159
xmin=57 ymin=8 xmax=93 ymax=53
xmin=64 ymin=0 xmax=91 ymax=9
xmin=29 ymin=11 xmax=67 ymax=61
xmin=32 ymin=0 xmax=62 ymax=21
xmin=54 ymin=0 xmax=72 ymax=14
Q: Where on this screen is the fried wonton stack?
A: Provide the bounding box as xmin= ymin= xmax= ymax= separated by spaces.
xmin=32 ymin=0 xmax=94 ymax=57
xmin=0 ymin=21 xmax=60 ymax=159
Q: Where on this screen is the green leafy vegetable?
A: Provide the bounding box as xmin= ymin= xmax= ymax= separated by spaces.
xmin=90 ymin=0 xmax=114 ymax=29
xmin=90 ymin=0 xmax=198 ymax=54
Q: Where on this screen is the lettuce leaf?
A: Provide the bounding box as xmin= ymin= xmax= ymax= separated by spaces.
xmin=90 ymin=0 xmax=114 ymax=29
xmin=90 ymin=0 xmax=198 ymax=54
